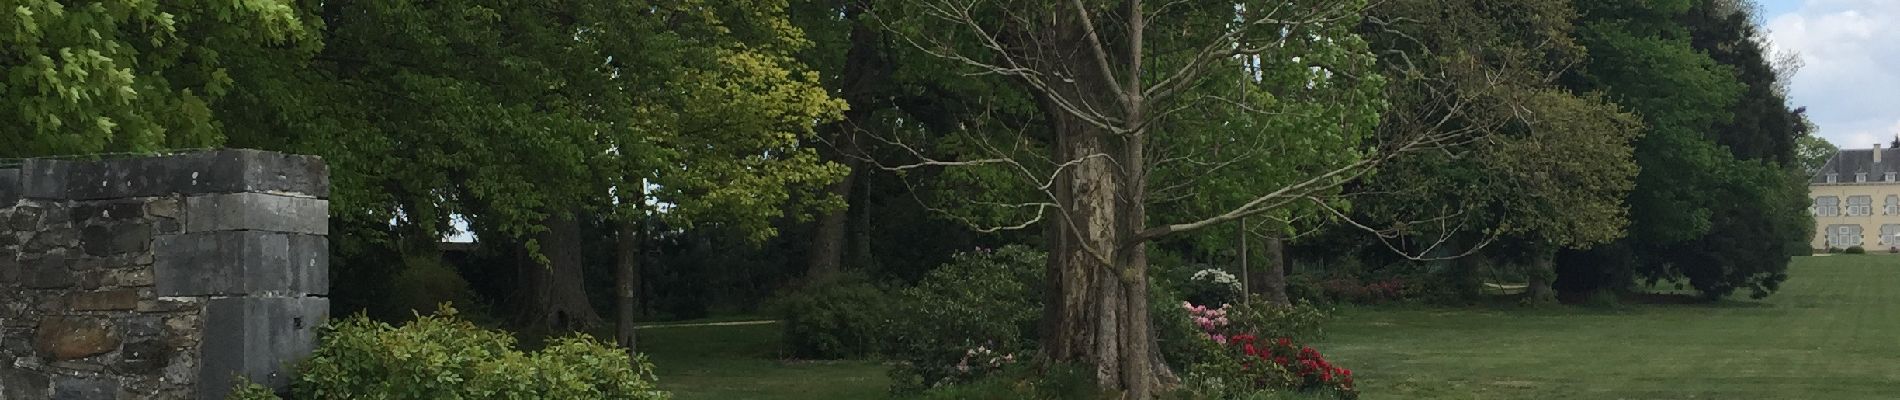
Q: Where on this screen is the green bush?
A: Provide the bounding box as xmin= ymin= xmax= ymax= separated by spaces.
xmin=887 ymin=245 xmax=1046 ymax=393
xmin=769 ymin=277 xmax=895 ymax=359
xmin=1225 ymin=300 xmax=1330 ymax=342
xmin=1846 ymin=245 xmax=1867 ymax=254
xmin=914 ymin=363 xmax=1102 ymax=400
xmin=272 ymin=306 xmax=666 ymax=400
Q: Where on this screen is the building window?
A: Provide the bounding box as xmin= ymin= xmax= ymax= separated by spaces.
xmin=1828 ymin=173 xmax=1839 ymax=183
xmin=1886 ymin=195 xmax=1900 ymax=215
xmin=1858 ymin=172 xmax=1868 ymax=182
xmin=1887 ymin=172 xmax=1895 ymax=182
xmin=1849 ymin=196 xmax=1874 ymax=216
xmin=1828 ymin=224 xmax=1864 ymax=248
xmin=1816 ymin=196 xmax=1840 ymax=216
xmin=1881 ymin=225 xmax=1900 ymax=246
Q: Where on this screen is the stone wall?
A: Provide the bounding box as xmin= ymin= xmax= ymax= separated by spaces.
xmin=0 ymin=150 xmax=328 ymax=400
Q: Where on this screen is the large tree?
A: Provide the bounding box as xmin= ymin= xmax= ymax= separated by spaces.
xmin=1555 ymin=0 xmax=1806 ymax=299
xmin=1 ymin=0 xmax=313 ymax=157
xmin=219 ymin=0 xmax=845 ymax=336
xmin=879 ymin=1 xmax=1500 ymax=395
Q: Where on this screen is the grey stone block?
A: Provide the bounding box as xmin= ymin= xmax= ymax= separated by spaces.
xmin=81 ymin=224 xmax=151 ymax=257
xmin=18 ymin=159 xmax=69 ymax=200
xmin=0 ymin=363 xmax=50 ymax=400
xmin=184 ymin=193 xmax=328 ymax=235
xmin=60 ymin=149 xmax=329 ymax=200
xmin=0 ymin=168 xmax=18 ymax=206
xmin=198 ymin=297 xmax=326 ymax=400
xmin=70 ymin=201 xmax=145 ymax=224
xmin=154 ymin=232 xmax=327 ymax=296
xmin=51 ymin=376 xmax=115 ymax=400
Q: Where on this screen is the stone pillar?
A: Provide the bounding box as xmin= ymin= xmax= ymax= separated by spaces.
xmin=0 ymin=150 xmax=328 ymax=400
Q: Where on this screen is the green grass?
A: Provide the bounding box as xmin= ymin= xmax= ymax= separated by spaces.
xmin=637 ymin=256 xmax=1900 ymax=399
xmin=641 ymin=322 xmax=890 ymax=400
xmin=1315 ymin=255 xmax=1900 ymax=399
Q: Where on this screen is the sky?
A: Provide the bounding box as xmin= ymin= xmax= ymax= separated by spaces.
xmin=1761 ymin=0 xmax=1900 ymax=149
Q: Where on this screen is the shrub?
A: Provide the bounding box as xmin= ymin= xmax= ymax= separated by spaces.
xmin=1165 ymin=300 xmax=1353 ymax=399
xmin=914 ymin=362 xmax=1102 ymax=400
xmin=1183 ymin=268 xmax=1244 ymax=306
xmin=769 ymin=277 xmax=894 ymax=359
xmin=285 ymin=306 xmax=667 ymax=400
xmin=887 ymin=245 xmax=1046 ymax=392
xmin=1846 ymin=245 xmax=1867 ymax=254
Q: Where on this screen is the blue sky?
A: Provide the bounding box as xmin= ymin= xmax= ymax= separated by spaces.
xmin=1760 ymin=0 xmax=1899 ymax=149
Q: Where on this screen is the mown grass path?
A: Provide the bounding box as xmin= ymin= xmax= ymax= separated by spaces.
xmin=1318 ymin=255 xmax=1900 ymax=399
xmin=642 ymin=322 xmax=889 ymax=400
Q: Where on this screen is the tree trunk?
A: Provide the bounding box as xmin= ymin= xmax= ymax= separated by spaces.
xmin=518 ymin=212 xmax=603 ymax=330
xmin=614 ymin=203 xmax=645 ymax=352
xmin=1526 ymin=250 xmax=1557 ymax=304
xmin=805 ymin=158 xmax=857 ymax=285
xmin=1039 ymin=107 xmax=1167 ymax=398
xmin=805 ymin=1 xmax=886 ymax=287
xmin=1260 ymin=237 xmax=1290 ymax=306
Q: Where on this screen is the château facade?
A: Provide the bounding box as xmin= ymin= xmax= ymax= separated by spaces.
xmin=1810 ymin=144 xmax=1900 ymax=250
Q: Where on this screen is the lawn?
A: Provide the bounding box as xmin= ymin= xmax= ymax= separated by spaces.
xmin=639 ymin=255 xmax=1900 ymax=399
xmin=1317 ymin=255 xmax=1900 ymax=399
xmin=641 ymin=322 xmax=890 ymax=400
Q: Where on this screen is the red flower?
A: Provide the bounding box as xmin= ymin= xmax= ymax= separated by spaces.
xmin=1340 ymin=368 xmax=1352 ymax=377
xmin=1274 ymin=356 xmax=1289 ymax=365
xmin=1276 ymin=337 xmax=1292 ymax=348
xmin=1243 ymin=344 xmax=1257 ymax=356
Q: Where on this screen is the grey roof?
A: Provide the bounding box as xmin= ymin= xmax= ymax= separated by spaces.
xmin=1811 ymin=148 xmax=1900 ymax=184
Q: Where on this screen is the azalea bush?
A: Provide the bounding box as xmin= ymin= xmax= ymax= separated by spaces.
xmin=886 ymin=245 xmax=1046 ymax=393
xmin=1170 ymin=300 xmax=1354 ymax=399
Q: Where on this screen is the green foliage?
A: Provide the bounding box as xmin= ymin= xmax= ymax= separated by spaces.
xmin=1796 ymin=135 xmax=1838 ymax=175
xmin=1 ymin=0 xmax=315 ymax=158
xmin=913 ymin=363 xmax=1103 ymax=400
xmin=1226 ymin=301 xmax=1333 ymax=343
xmin=887 ymin=245 xmax=1046 ymax=392
xmin=769 ymin=277 xmax=895 ymax=360
xmin=226 ymin=378 xmax=279 ymax=400
xmin=294 ymin=306 xmax=668 ymax=399
xmin=1844 ymin=246 xmax=1866 ymax=255
xmin=384 ymin=256 xmax=479 ymax=320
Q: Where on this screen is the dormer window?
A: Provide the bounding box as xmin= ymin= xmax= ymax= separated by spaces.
xmin=1829 ymin=173 xmax=1839 ymax=183
xmin=1887 ymin=172 xmax=1895 ymax=182
xmin=1858 ymin=172 xmax=1868 ymax=183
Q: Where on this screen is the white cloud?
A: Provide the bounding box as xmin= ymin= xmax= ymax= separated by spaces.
xmin=1767 ymin=0 xmax=1900 ymax=149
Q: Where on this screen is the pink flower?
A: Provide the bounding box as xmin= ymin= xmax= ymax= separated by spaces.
xmin=1211 ymin=334 xmax=1227 ymax=344
xmin=1182 ymin=301 xmax=1194 ymax=309
xmin=1214 ymin=317 xmax=1228 ymax=326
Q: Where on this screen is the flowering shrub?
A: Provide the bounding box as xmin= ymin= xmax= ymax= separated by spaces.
xmin=1184 ymin=268 xmax=1244 ymax=306
xmin=953 ymin=345 xmax=1020 ymax=376
xmin=1230 ymin=335 xmax=1355 ymax=396
xmin=1183 ymin=301 xmax=1233 ymax=341
xmin=1173 ymin=300 xmax=1355 ymax=399
xmin=887 ymin=245 xmax=1045 ymax=393
xmin=1318 ymin=276 xmax=1409 ymax=304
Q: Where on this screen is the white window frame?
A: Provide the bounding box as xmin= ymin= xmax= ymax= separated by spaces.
xmin=1885 ymin=172 xmax=1895 ymax=182
xmin=1849 ymin=196 xmax=1874 ymax=216
xmin=1858 ymin=172 xmax=1868 ymax=183
xmin=1828 ymin=173 xmax=1839 ymax=183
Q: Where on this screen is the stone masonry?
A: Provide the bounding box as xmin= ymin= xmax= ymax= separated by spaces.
xmin=0 ymin=150 xmax=328 ymax=400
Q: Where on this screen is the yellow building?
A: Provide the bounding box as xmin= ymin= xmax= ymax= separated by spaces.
xmin=1811 ymin=144 xmax=1900 ymax=250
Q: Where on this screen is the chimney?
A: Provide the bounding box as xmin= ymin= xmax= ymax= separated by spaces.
xmin=1878 ymin=144 xmax=1885 ymax=164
